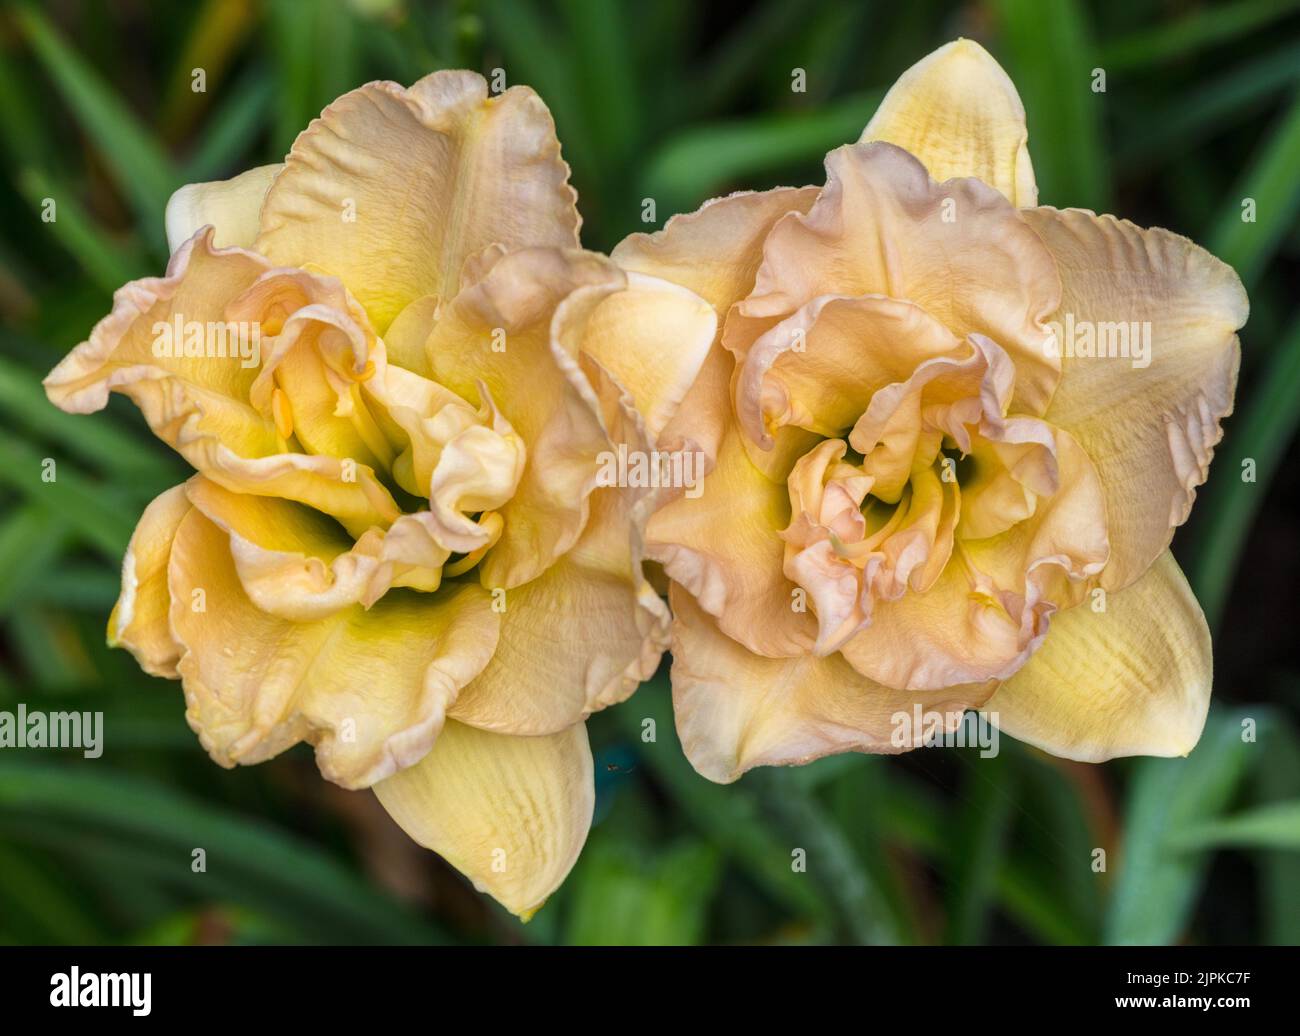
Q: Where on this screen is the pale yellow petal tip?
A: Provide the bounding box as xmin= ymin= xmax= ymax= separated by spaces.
xmin=373 ymin=722 xmax=594 ymax=916
xmin=923 ymin=38 xmax=1016 ymax=87
xmin=862 ymin=35 xmax=1035 ymax=206
xmin=164 ymin=185 xmax=203 ymax=254
xmin=164 ymin=164 xmax=284 ymax=254
xmin=1173 ymin=714 xmax=1210 ymax=760
xmin=950 ymin=37 xmax=996 ymax=58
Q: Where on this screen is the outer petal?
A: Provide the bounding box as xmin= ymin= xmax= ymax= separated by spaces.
xmin=1024 ymin=207 xmax=1248 ymax=590
xmin=108 ymin=483 xmax=192 ymax=677
xmin=374 ymin=720 xmax=594 ymax=918
xmin=43 ymin=228 xmax=400 ymax=535
xmin=860 ymin=38 xmax=1036 ymax=207
xmin=164 ymin=164 xmax=283 ymax=253
xmin=612 ymin=186 xmax=820 ymax=316
xmin=733 ymin=143 xmax=1061 ymax=416
xmin=983 ymin=551 xmax=1211 ymax=761
xmin=255 ymin=71 xmax=581 ymax=332
xmin=450 ymin=484 xmax=668 ymax=735
xmin=671 ymin=587 xmax=992 ymax=783
xmin=167 ymin=508 xmax=499 ymax=789
xmin=44 ymin=227 xmax=269 ymax=418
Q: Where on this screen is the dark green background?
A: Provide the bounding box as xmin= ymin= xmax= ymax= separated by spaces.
xmin=1 ymin=0 xmax=1298 ymax=945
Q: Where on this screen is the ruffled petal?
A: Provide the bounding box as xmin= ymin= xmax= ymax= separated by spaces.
xmin=425 ymin=247 xmax=619 ymax=588
xmin=612 ymin=186 xmax=819 ymax=316
xmin=647 ymin=420 xmax=817 ymax=658
xmin=45 ymin=227 xmax=270 ymax=419
xmin=860 ymin=38 xmax=1036 ymax=207
xmin=449 ymin=304 xmax=677 ymax=734
xmin=43 ymin=228 xmax=400 ymax=535
xmin=612 ymin=186 xmax=819 ymax=469
xmin=374 ymin=719 xmax=594 ymax=918
xmin=671 ymin=587 xmax=992 ymax=783
xmin=782 ymin=450 xmax=960 ymax=655
xmin=983 ymin=551 xmax=1211 ymax=761
xmin=255 ymin=71 xmax=581 ymax=333
xmin=732 ymin=293 xmax=963 ymax=454
xmin=1024 ymin=206 xmax=1248 ymax=590
xmin=167 ymin=507 xmax=499 ymax=789
xmin=563 ymin=271 xmax=716 ymax=443
xmin=450 ymin=484 xmax=668 ymax=735
xmin=838 ymin=425 xmax=1108 ymax=690
xmin=733 ymin=143 xmax=1061 ymax=415
xmin=847 ymin=332 xmax=1014 ymax=501
xmin=233 ymin=267 xmax=398 ymax=473
xmin=183 ymin=477 xmax=443 ymax=620
xmin=957 ymin=417 xmax=1059 ymax=540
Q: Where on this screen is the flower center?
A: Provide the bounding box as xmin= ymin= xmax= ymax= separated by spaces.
xmin=779 ymin=335 xmax=1061 ymax=655
xmin=230 ymin=269 xmax=528 ymax=594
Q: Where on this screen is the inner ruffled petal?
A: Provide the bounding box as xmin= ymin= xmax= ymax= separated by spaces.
xmin=772 ymin=316 xmax=1108 ymax=674
xmin=780 ymin=438 xmax=960 ymax=655
xmin=848 ymin=333 xmax=1014 ymax=501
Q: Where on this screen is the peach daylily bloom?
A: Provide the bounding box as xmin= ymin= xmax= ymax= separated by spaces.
xmin=45 ymin=72 xmax=716 ymax=915
xmin=620 ymin=40 xmax=1247 ymax=782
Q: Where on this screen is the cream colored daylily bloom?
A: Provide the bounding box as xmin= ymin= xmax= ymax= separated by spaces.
xmin=46 ymin=71 xmax=716 ymax=916
xmin=622 ymin=39 xmax=1247 ymax=781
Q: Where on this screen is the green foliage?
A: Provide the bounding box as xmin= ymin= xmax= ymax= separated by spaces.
xmin=0 ymin=760 xmax=451 ymax=943
xmin=995 ymin=0 xmax=1108 ymax=210
xmin=0 ymin=0 xmax=1297 ymax=947
xmin=1106 ymin=711 xmax=1258 ymax=944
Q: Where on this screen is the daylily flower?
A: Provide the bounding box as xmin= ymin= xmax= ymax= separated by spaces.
xmin=45 ymin=72 xmax=715 ymax=914
xmin=618 ymin=40 xmax=1248 ymax=781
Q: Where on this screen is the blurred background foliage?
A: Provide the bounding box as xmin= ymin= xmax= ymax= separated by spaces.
xmin=0 ymin=0 xmax=1298 ymax=946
